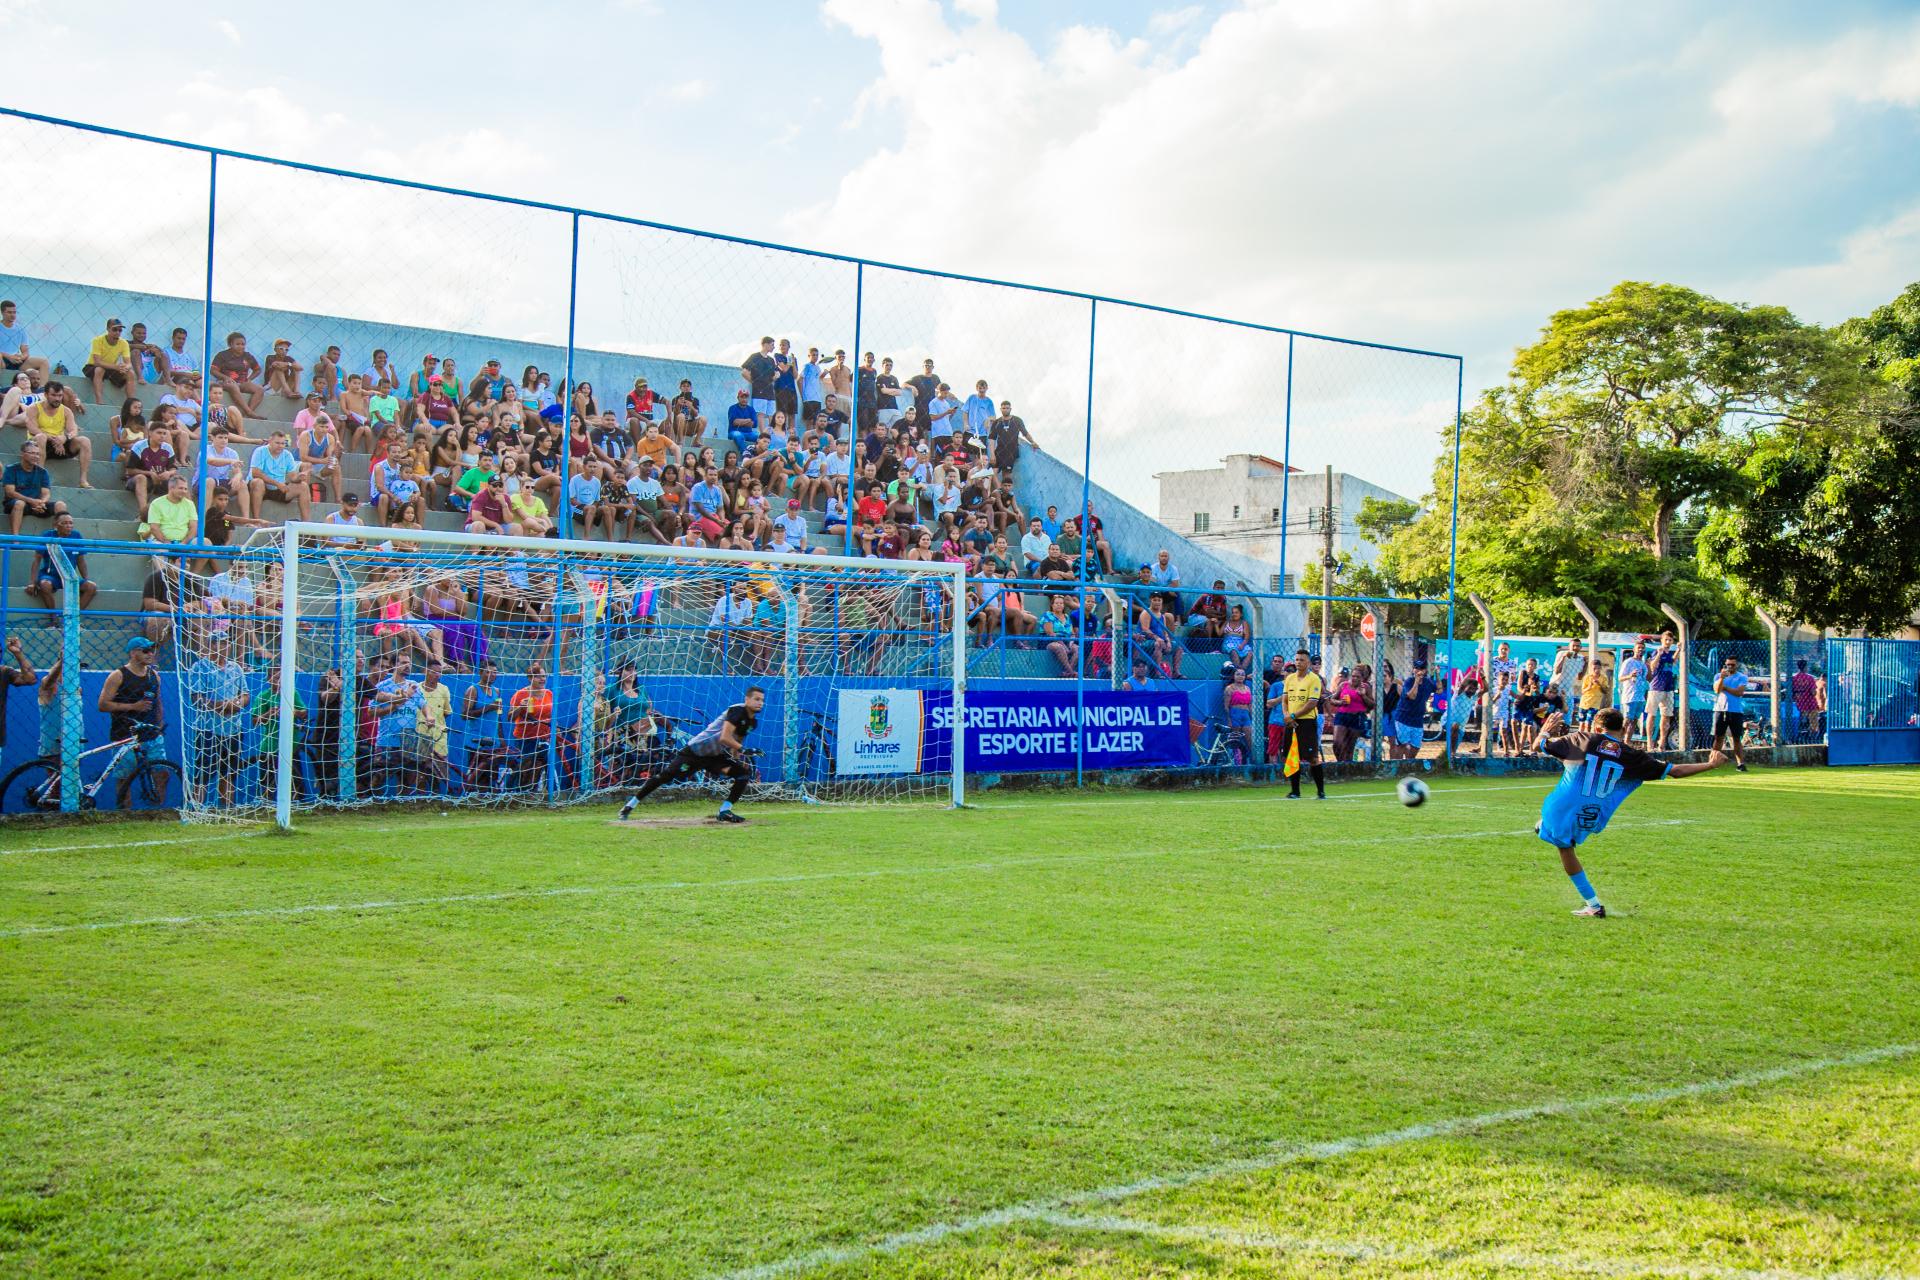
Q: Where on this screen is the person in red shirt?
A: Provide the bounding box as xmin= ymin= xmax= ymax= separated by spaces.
xmin=855 ymin=483 xmax=888 ymax=527
xmin=416 ymin=375 xmax=456 ymax=428
xmin=508 ymin=664 xmax=554 ymax=792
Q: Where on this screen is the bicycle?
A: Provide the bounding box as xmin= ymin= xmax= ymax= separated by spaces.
xmin=0 ymin=725 xmax=185 ymax=814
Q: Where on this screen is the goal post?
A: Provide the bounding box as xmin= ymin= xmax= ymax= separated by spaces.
xmin=240 ymin=522 xmax=967 ymax=828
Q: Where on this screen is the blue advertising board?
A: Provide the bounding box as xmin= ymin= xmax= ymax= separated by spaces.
xmin=917 ymin=689 xmax=1191 ymax=773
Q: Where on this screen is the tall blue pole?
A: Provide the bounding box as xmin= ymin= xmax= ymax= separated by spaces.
xmin=844 ymin=263 xmax=863 ymax=558
xmin=1278 ymin=333 xmax=1294 ymax=604
xmin=560 ymin=213 xmax=579 ymax=539
xmin=1442 ymin=356 xmax=1465 ymax=764
xmin=1076 ymin=300 xmax=1097 ymax=788
xmin=193 ymin=152 xmax=217 ymax=542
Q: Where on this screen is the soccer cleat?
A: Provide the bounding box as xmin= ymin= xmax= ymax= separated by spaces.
xmin=1285 ymin=791 xmax=1300 ymax=799
xmin=1735 ymin=763 xmax=1748 ymax=772
xmin=1316 ymin=790 xmax=1326 ymax=800
xmin=1573 ymin=903 xmax=1607 ymax=919
xmin=714 ymin=809 xmax=746 ymax=824
xmin=618 ymin=797 xmax=637 ymax=822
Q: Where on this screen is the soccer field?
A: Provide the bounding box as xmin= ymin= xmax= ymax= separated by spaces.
xmin=3 ymin=769 xmax=1918 ymax=1279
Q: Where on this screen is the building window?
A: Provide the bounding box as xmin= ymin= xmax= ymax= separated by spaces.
xmin=1193 ymin=512 xmax=1211 ymax=533
xmin=1268 ymin=574 xmax=1282 ymax=592
xmin=1283 ymin=574 xmax=1297 ymax=593
xmin=1271 ymin=507 xmax=1281 ymax=521
xmin=1232 ymin=504 xmax=1240 ymax=519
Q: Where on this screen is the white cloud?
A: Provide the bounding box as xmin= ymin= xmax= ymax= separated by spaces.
xmin=1742 ymin=202 xmax=1920 ymax=326
xmin=213 ymin=18 xmax=241 ymax=45
xmin=793 ymin=0 xmax=1920 ymax=504
xmin=661 ymin=78 xmax=712 ymax=104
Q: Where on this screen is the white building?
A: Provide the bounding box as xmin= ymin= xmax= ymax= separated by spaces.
xmin=1154 ymin=454 xmax=1416 ymax=592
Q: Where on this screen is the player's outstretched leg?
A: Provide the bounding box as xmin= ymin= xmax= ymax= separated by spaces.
xmin=1558 ymin=844 xmax=1605 ymax=918
xmin=619 ymin=752 xmax=689 ymax=819
xmin=713 ymin=759 xmax=751 ymax=824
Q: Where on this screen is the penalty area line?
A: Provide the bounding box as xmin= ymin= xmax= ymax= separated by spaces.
xmin=0 ymin=819 xmax=1676 ymax=941
xmin=706 ymin=1039 xmax=1917 ymax=1280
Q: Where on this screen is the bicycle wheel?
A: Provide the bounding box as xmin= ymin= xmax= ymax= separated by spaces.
xmin=117 ymin=760 xmax=186 ymax=813
xmin=0 ymin=757 xmax=61 ymax=813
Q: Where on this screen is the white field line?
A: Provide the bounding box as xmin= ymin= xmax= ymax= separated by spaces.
xmin=0 ymin=830 xmax=263 ymax=857
xmin=1029 ymin=1212 xmax=1913 ymax=1280
xmin=709 ymin=1040 xmax=1920 ymax=1280
xmin=0 ymin=818 xmax=1689 ymax=942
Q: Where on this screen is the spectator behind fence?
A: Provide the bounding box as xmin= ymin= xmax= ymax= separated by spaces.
xmin=24 ymin=382 xmax=93 ymax=484
xmin=0 ymin=300 xmax=53 ymax=385
xmin=210 ymin=331 xmax=265 ymax=419
xmin=26 ymin=511 xmax=96 ymax=616
xmin=5 ymin=440 xmax=66 ymax=535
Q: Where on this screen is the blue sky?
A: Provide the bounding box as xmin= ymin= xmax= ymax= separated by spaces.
xmin=4 ymin=0 xmax=1919 ymax=500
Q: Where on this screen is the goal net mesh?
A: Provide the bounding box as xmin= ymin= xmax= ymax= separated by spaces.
xmin=164 ymin=531 xmax=958 ymax=823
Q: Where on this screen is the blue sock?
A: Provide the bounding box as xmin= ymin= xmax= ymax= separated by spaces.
xmin=1569 ymin=869 xmax=1599 ymax=905
xmin=718 ymin=800 xmax=733 ymax=813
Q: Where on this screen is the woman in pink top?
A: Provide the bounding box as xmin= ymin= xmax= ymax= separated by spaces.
xmin=1329 ymin=662 xmax=1375 ymax=763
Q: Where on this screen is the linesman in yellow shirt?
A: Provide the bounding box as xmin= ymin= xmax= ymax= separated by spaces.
xmin=1269 ymin=646 xmax=1326 ymax=799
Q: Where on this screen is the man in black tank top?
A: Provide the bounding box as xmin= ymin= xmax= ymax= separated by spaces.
xmin=97 ymin=637 xmax=165 ymax=771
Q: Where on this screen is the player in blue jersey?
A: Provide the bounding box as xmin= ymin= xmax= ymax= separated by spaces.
xmin=1535 ymin=706 xmax=1726 ymax=917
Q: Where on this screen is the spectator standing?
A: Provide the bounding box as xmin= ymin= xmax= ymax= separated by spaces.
xmin=1617 ymin=640 xmax=1649 ymax=743
xmin=1645 ymin=631 xmax=1679 ymax=750
xmin=1711 ymin=655 xmax=1752 ymax=772
xmin=1790 ymin=659 xmax=1822 ymax=742
xmin=741 ymin=337 xmax=779 ymax=426
xmin=188 ymin=639 xmax=251 ymax=808
xmin=1390 ymin=658 xmax=1436 ymax=760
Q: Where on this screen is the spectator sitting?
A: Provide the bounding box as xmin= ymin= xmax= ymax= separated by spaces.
xmin=26 ymin=511 xmax=96 ymax=617
xmin=569 ymin=463 xmax=616 ymax=540
xmin=4 ymin=441 xmax=65 ymax=535
xmin=1219 ymin=604 xmax=1253 ymax=670
xmin=210 ymin=331 xmax=266 ymax=418
xmin=1019 ymin=517 xmax=1050 ymax=577
xmin=84 ymin=316 xmax=136 ymax=406
xmin=262 ymin=338 xmax=304 ymax=398
xmin=323 ymin=493 xmax=366 ymax=545
xmin=0 ymin=299 xmax=53 ymax=386
xmin=249 ymin=431 xmax=312 ymax=520
xmin=1187 ymin=580 xmax=1229 ymax=642
xmin=22 ymin=382 xmax=94 ymax=485
xmin=144 ymin=473 xmax=197 ymax=544
xmin=725 ymin=390 xmax=759 ymax=455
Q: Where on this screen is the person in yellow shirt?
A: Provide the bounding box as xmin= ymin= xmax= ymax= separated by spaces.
xmin=85 ymin=317 xmax=135 ymax=406
xmin=1269 ymin=646 xmax=1326 ymax=799
xmin=416 ymin=661 xmax=454 ymax=788
xmin=1578 ymin=646 xmax=1613 ymax=729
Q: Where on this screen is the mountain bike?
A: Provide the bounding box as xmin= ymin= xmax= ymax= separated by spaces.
xmin=0 ymin=725 xmax=185 ymax=814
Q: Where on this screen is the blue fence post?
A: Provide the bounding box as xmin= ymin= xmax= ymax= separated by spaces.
xmin=1076 ymin=299 xmax=1097 ymax=788
xmin=193 ymin=151 xmax=217 ymax=542
xmin=1279 ymin=333 xmax=1294 ymax=594
xmin=49 ymin=545 xmax=82 ymax=813
xmin=1442 ymin=356 xmax=1465 ymax=765
xmin=845 ymin=262 xmax=863 ymax=558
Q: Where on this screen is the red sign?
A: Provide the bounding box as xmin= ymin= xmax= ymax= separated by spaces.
xmin=1360 ymin=612 xmax=1377 ymax=642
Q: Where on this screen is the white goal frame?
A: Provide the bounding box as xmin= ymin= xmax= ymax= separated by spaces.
xmin=270 ymin=522 xmax=969 ymax=829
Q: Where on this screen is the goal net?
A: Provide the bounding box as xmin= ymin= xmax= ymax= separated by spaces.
xmin=164 ymin=525 xmax=966 ymax=826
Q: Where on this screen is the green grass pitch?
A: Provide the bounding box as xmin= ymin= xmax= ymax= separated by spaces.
xmin=3 ymin=768 xmax=1918 ymax=1278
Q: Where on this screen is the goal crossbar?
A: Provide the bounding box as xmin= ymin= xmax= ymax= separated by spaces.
xmin=269 ymin=522 xmax=969 ymax=828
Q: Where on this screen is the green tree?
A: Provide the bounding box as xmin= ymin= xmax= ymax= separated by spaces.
xmin=1700 ymin=281 xmax=1920 ymax=633
xmin=1510 ymin=281 xmax=1863 ymax=558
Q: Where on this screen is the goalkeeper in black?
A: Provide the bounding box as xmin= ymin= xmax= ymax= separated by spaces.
xmin=619 ymin=686 xmax=764 ymax=824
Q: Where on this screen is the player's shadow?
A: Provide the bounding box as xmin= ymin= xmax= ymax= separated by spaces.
xmin=1461 ymin=1096 xmax=1920 ymax=1239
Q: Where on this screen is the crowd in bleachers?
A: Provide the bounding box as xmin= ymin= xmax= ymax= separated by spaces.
xmin=4 ymin=304 xmax=1279 ymax=681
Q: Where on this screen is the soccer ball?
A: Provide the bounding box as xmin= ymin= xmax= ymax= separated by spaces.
xmin=1397 ymin=777 xmax=1430 ymax=808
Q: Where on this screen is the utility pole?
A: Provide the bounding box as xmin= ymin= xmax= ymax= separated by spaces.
xmin=1320 ymin=465 xmax=1336 ymax=663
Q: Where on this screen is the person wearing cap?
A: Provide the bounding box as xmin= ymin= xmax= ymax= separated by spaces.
xmin=1389 ymin=657 xmax=1437 ymax=760
xmin=324 ymin=493 xmax=366 ymax=546
xmin=725 ymin=389 xmax=759 ymax=456
xmin=262 ymin=338 xmax=304 ymax=400
xmin=416 ymin=374 xmax=457 ymax=429
xmin=209 ymin=331 xmax=266 ymax=419
xmin=84 ymin=317 xmax=136 ymax=407
xmin=926 ymin=382 xmax=961 ymax=446
xmin=770 ymin=497 xmax=810 ymax=553
xmin=98 ymin=635 xmax=166 ymax=785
